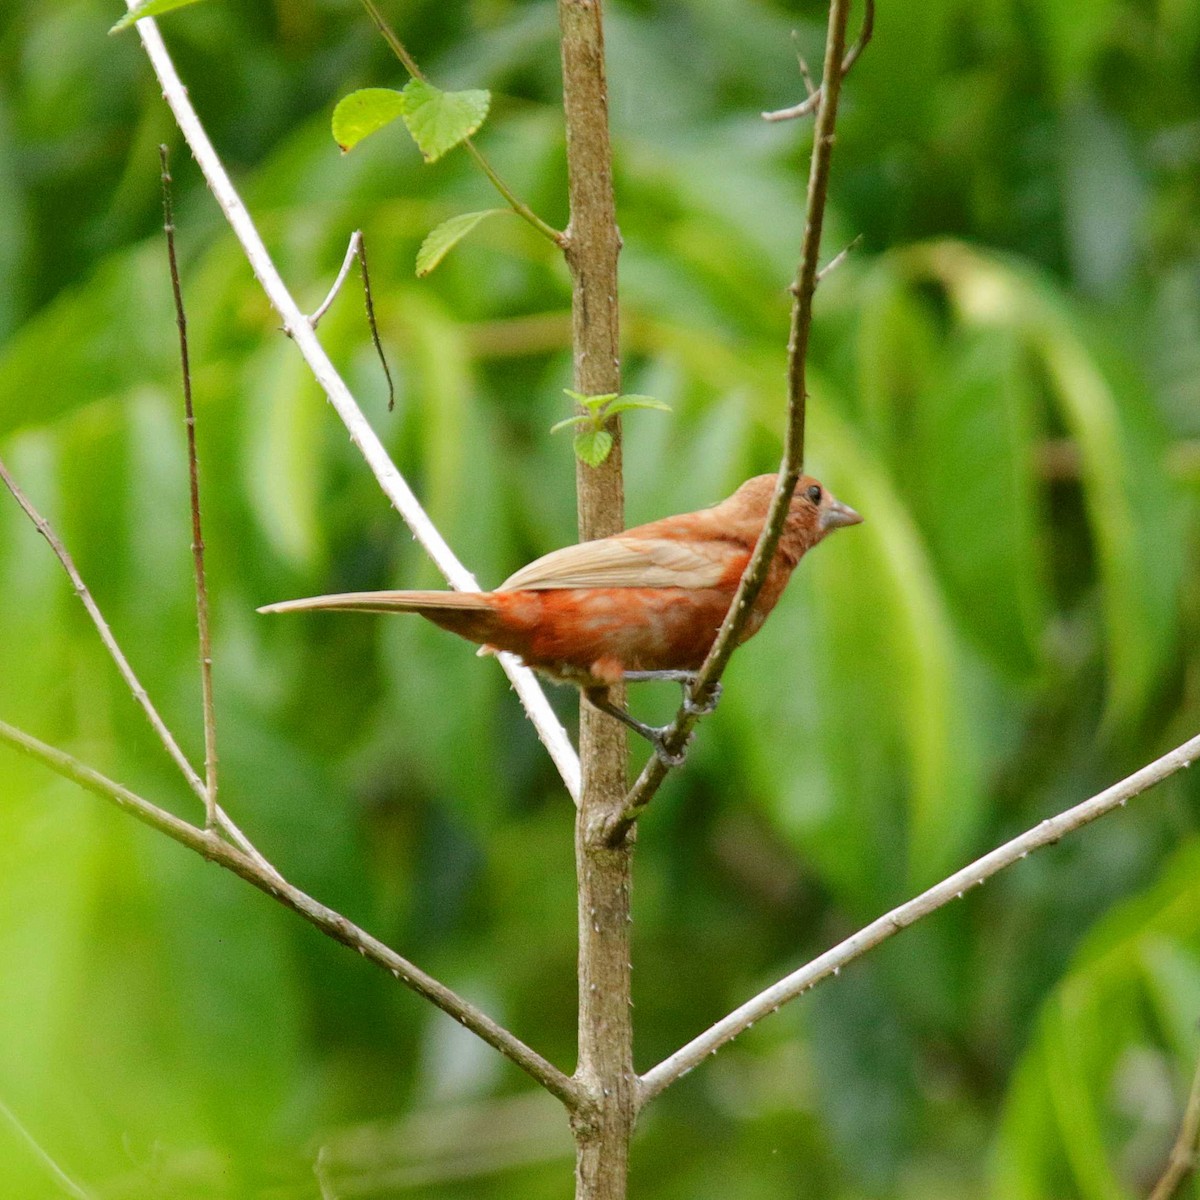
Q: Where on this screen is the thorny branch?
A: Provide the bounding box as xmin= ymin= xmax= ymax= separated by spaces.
xmin=127 ymin=3 xmax=581 ymax=802
xmin=637 ymin=732 xmax=1200 ymax=1105
xmin=601 ymin=0 xmax=857 ymax=844
xmin=0 ymin=716 xmax=578 ymax=1108
xmin=763 ymin=0 xmax=875 ymax=123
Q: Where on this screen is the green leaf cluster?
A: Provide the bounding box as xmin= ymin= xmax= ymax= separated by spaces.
xmin=551 ymin=389 xmax=671 ymax=466
xmin=332 ymin=80 xmax=490 ymax=161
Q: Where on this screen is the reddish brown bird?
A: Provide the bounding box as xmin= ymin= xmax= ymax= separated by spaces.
xmin=260 ymin=474 xmax=861 ymax=761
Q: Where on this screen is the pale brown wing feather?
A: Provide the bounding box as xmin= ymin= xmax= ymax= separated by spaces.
xmin=498 ymin=535 xmax=731 ymax=591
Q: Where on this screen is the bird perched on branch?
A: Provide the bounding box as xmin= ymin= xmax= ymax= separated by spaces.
xmin=260 ymin=474 xmax=862 ymax=762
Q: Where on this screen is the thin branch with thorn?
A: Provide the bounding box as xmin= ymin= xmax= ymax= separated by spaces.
xmin=763 ymin=0 xmax=874 ymax=123
xmin=128 ymin=4 xmax=581 ymax=802
xmin=0 ymin=457 xmax=276 ymax=875
xmin=1149 ymin=1051 xmax=1200 ymax=1200
xmin=601 ymin=0 xmax=857 ymax=845
xmin=359 ymin=0 xmax=565 ymax=248
xmin=0 ymin=715 xmax=579 ymax=1108
xmin=791 ymin=31 xmax=817 ymax=99
xmin=306 ymin=231 xmax=396 ymax=412
xmin=814 ymin=233 xmax=863 ymax=285
xmin=160 ymin=145 xmax=219 ymax=831
xmin=638 ymin=731 xmax=1200 ymax=1106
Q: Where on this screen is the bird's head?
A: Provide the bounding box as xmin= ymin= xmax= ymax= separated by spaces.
xmin=727 ymin=473 xmax=863 ymax=556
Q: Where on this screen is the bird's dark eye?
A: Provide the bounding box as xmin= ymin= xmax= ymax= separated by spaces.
xmin=805 ymin=484 xmax=822 ymax=504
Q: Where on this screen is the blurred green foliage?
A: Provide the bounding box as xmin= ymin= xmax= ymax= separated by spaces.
xmin=0 ymin=0 xmax=1198 ymax=1196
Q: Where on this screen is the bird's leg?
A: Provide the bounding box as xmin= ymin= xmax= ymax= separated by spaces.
xmin=623 ymin=670 xmax=724 ymax=717
xmin=583 ymin=687 xmax=691 ymax=768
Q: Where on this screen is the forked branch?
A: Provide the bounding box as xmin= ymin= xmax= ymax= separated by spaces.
xmin=0 ymin=456 xmax=276 ymax=876
xmin=638 ymin=731 xmax=1200 ymax=1106
xmin=763 ymin=0 xmax=875 ymax=123
xmin=0 ymin=717 xmax=578 ymax=1108
xmin=302 ymin=230 xmax=395 ymax=411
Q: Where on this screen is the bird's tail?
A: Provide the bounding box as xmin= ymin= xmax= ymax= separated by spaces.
xmin=258 ymin=589 xmax=510 ymax=649
xmin=258 ymin=590 xmax=494 ymax=617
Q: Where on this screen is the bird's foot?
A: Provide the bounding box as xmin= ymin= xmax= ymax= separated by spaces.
xmin=648 ymin=726 xmax=691 ymax=768
xmin=623 ymin=670 xmax=724 ymax=718
xmin=584 ymin=688 xmax=693 ymax=767
xmin=683 ymin=681 xmax=722 ymax=717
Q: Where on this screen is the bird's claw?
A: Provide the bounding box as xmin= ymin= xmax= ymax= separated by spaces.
xmin=651 ymin=727 xmax=691 ymax=768
xmin=683 ymin=681 xmax=722 ymax=717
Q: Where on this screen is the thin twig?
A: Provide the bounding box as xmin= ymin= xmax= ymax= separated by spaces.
xmin=0 ymin=716 xmax=579 ymax=1108
xmin=1149 ymin=1052 xmax=1200 ymax=1200
xmin=355 ymin=233 xmax=396 ymax=411
xmin=0 ymin=1096 xmax=93 ymax=1200
xmin=814 ymin=233 xmax=863 ymax=285
xmin=763 ymin=0 xmax=874 ymax=123
xmin=129 ymin=8 xmax=580 ymax=803
xmin=359 ymin=0 xmax=565 ymax=248
xmin=160 ymin=146 xmax=219 ymax=831
xmin=637 ymin=732 xmax=1200 ymax=1107
xmin=601 ymin=0 xmax=856 ymax=844
xmin=309 ymin=231 xmax=362 ymax=329
xmin=0 ymin=457 xmax=277 ymax=874
xmin=305 ymin=232 xmax=396 ymax=411
xmin=791 ymin=32 xmax=817 ymax=99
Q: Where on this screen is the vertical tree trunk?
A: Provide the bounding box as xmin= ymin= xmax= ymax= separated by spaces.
xmin=557 ymin=1 xmax=632 ymax=1197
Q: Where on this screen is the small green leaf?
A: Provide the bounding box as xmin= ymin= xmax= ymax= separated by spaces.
xmin=416 ymin=209 xmax=506 ymax=278
xmin=550 ymin=415 xmax=593 ymax=434
xmin=109 ymin=0 xmax=207 ymax=33
xmin=332 ymin=88 xmax=407 ymax=153
xmin=573 ymin=428 xmax=614 ymax=467
xmin=400 ymin=79 xmax=490 ymax=163
xmin=562 ymin=389 xmax=618 ymax=412
xmin=604 ymin=394 xmax=673 ymax=417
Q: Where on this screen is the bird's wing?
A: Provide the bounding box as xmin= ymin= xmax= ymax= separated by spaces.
xmin=499 ymin=535 xmax=732 ymax=591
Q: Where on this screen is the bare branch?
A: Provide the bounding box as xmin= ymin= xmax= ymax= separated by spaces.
xmin=763 ymin=0 xmax=875 ymax=123
xmin=1149 ymin=1052 xmax=1200 ymax=1200
xmin=129 ymin=9 xmax=581 ymax=803
xmin=0 ymin=716 xmax=579 ymax=1108
xmin=160 ymin=145 xmax=219 ymax=832
xmin=0 ymin=456 xmax=277 ymax=875
xmin=637 ymin=732 xmax=1200 ymax=1106
xmin=601 ymin=0 xmax=857 ymax=844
